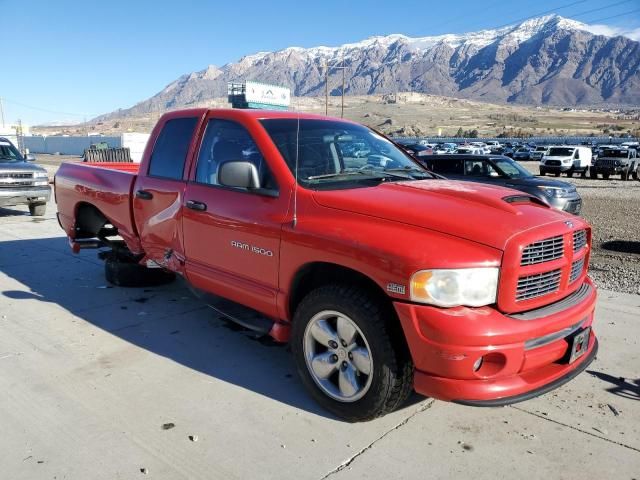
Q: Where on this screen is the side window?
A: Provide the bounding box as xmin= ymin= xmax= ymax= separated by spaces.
xmin=195 ymin=119 xmax=277 ymax=191
xmin=431 ymin=158 xmax=463 ymax=175
xmin=465 ymin=160 xmax=488 ymax=177
xmin=148 ymin=117 xmax=198 ymax=179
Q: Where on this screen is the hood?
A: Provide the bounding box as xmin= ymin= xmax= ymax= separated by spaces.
xmin=312 ymin=180 xmax=571 ymax=250
xmin=504 ymin=176 xmax=576 ymax=190
xmin=0 ymin=161 xmax=46 ymax=173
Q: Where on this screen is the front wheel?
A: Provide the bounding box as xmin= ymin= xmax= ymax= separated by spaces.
xmin=602 ymin=172 xmax=610 ymax=180
xmin=566 ymin=168 xmax=574 ymax=178
xmin=291 ymin=285 xmax=413 ymax=422
xmin=621 ymin=168 xmax=629 ymax=181
xmin=539 ymin=168 xmax=546 ymax=176
xmin=590 ymin=169 xmax=598 ymax=179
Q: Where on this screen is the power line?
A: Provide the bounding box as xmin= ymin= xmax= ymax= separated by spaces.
xmin=491 ymin=0 xmax=588 ymax=31
xmin=1 ymin=97 xmax=98 ymax=118
xmin=570 ymin=0 xmax=634 ymax=18
xmin=579 ymin=8 xmax=640 ymax=24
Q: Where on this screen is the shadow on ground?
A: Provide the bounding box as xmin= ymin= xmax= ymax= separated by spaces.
xmin=601 ymin=240 xmax=640 ymax=255
xmin=0 ymin=236 xmax=423 ymax=420
xmin=587 ymin=370 xmax=640 ymax=401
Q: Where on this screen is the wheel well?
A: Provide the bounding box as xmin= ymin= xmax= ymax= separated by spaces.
xmin=74 ymin=203 xmax=108 ymax=238
xmin=288 ymin=262 xmax=390 ymax=319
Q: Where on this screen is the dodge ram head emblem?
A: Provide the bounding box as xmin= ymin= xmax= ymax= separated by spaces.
xmin=565 ymin=220 xmax=574 ymax=228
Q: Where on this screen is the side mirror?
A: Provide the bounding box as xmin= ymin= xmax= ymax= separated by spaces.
xmin=25 ymin=153 xmax=37 ymax=162
xmin=218 ymin=161 xmax=261 ymax=189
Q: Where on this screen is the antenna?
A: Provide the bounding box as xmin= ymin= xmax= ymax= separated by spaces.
xmin=292 ymin=101 xmax=300 ymax=228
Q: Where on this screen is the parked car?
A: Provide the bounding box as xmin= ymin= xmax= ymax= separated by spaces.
xmin=422 ymin=154 xmax=582 ymax=215
xmin=401 ymin=143 xmax=433 ymax=158
xmin=55 ymin=109 xmax=598 ymax=421
xmin=0 ymin=137 xmax=50 ymax=216
xmin=433 ymin=142 xmax=457 ymax=154
xmin=540 ymin=146 xmax=591 ymax=178
xmin=513 ymin=147 xmax=532 ymax=161
xmin=455 ymin=146 xmax=484 ymax=155
xmin=530 ymin=146 xmax=548 ymax=161
xmin=591 ymin=147 xmax=638 ymax=180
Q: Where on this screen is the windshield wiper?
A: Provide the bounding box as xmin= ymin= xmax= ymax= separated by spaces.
xmin=307 ymin=169 xmax=405 ymax=181
xmin=383 ymin=166 xmax=434 ymax=178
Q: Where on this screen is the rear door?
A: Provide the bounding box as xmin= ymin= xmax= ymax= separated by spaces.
xmin=427 ymin=157 xmax=464 ymax=179
xmin=181 ymin=115 xmax=288 ymax=318
xmin=133 ymin=115 xmax=201 ymax=270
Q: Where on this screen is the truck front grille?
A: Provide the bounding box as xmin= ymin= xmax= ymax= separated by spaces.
xmin=545 ymin=160 xmax=561 ymax=166
xmin=570 ymin=258 xmax=585 ymax=284
xmin=0 ymin=172 xmax=36 ymax=188
xmin=521 ymin=235 xmax=564 ymax=266
xmin=573 ymin=229 xmax=587 ymax=252
xmin=516 ymin=269 xmax=562 ymax=301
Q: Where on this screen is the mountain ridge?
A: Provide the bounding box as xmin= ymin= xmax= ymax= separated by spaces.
xmin=96 ymin=15 xmax=640 ymax=121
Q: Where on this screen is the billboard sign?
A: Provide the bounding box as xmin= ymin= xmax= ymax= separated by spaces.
xmin=245 ymin=81 xmax=291 ymax=108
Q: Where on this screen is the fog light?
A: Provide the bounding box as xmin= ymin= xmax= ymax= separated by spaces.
xmin=474 ymin=352 xmax=507 ymax=378
xmin=473 ymin=357 xmax=483 ymax=372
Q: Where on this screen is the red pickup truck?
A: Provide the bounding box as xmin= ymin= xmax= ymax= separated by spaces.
xmin=55 ymin=109 xmax=598 ymax=421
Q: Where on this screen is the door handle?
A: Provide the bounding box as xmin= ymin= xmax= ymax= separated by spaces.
xmin=186 ymin=200 xmax=207 ymax=212
xmin=136 ymin=190 xmax=153 ymax=200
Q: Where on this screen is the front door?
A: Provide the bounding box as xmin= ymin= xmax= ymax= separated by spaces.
xmin=182 ymin=117 xmax=288 ymax=318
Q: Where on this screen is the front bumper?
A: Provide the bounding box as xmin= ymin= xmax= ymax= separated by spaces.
xmin=0 ymin=186 xmax=51 ymax=207
xmin=593 ymin=165 xmax=623 ymax=174
xmin=394 ymin=277 xmax=597 ymax=404
xmin=546 ymin=196 xmax=582 ymax=215
xmin=542 ymin=164 xmax=572 ymax=172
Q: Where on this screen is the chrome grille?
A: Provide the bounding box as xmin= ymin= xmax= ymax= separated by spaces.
xmin=0 ymin=173 xmax=33 ymax=179
xmin=596 ymin=159 xmax=618 ymax=167
xmin=516 ymin=269 xmax=562 ymax=301
xmin=573 ymin=229 xmax=587 ymax=252
xmin=570 ymin=258 xmax=585 ymax=283
xmin=521 ymin=236 xmax=564 ymax=266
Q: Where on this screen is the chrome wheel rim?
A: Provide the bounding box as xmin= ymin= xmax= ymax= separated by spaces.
xmin=303 ymin=310 xmax=374 ymax=402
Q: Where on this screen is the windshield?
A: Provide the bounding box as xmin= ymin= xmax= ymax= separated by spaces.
xmin=490 ymin=157 xmax=533 ymax=179
xmin=548 ymin=147 xmax=575 ymax=156
xmin=536 ymin=146 xmax=547 ymax=151
xmin=601 ymin=149 xmax=629 ymax=158
xmin=0 ymin=142 xmax=24 ymax=163
xmin=260 ymin=119 xmax=433 ymax=188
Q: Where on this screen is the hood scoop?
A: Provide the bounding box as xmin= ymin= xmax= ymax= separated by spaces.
xmin=502 ymin=195 xmax=549 ymax=208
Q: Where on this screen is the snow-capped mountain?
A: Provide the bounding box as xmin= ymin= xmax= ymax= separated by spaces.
xmin=99 ymin=15 xmax=640 ymax=119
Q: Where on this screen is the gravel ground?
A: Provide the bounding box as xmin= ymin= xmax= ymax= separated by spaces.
xmin=35 ymin=155 xmax=640 ymax=295
xmin=520 ymin=162 xmax=640 ymax=295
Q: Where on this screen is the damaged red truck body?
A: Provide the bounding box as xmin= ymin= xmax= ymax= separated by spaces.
xmin=55 ymin=109 xmax=598 ymax=421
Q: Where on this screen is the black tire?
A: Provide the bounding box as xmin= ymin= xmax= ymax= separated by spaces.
xmin=105 ymin=257 xmax=175 ymax=287
xmin=602 ymin=172 xmax=610 ymax=180
xmin=291 ymin=284 xmax=413 ymax=422
xmin=539 ymin=169 xmax=545 ymax=176
xmin=634 ymin=169 xmax=639 ymax=181
xmin=580 ymin=168 xmax=587 ymax=179
xmin=621 ymin=168 xmax=629 ymax=181
xmin=590 ymin=169 xmax=597 ymax=179
xmin=566 ymin=168 xmax=574 ymax=178
xmin=29 ymin=203 xmax=46 ymax=216
xmin=554 ymin=172 xmax=560 ymax=177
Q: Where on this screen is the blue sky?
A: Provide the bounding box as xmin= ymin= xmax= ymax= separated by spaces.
xmin=1 ymin=0 xmax=639 ymax=125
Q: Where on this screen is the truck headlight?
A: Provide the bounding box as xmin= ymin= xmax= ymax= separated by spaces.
xmin=537 ymin=186 xmax=573 ymax=198
xmin=410 ymin=268 xmax=499 ymax=307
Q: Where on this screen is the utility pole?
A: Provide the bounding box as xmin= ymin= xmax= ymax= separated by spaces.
xmin=323 ymin=57 xmax=347 ymax=117
xmin=341 ymin=54 xmax=345 ymax=118
xmin=324 ymin=60 xmax=329 ymax=116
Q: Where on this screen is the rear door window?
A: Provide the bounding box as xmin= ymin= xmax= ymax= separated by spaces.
xmin=148 ymin=117 xmax=199 ymax=179
xmin=430 ymin=158 xmax=464 ymax=175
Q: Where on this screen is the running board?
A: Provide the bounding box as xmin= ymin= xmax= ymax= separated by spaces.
xmin=188 ymin=285 xmax=274 ymax=335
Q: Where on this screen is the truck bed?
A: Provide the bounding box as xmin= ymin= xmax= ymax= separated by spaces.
xmin=55 ymin=161 xmax=140 ymax=247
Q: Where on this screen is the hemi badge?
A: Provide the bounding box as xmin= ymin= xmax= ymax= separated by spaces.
xmin=387 ymin=283 xmax=406 ymax=295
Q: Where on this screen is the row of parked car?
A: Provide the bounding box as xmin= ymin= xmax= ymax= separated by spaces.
xmin=400 ymin=140 xmax=640 ymax=181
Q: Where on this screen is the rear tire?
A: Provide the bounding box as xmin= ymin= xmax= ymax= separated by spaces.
xmin=105 ymin=256 xmax=175 ymax=287
xmin=29 ymin=203 xmax=46 ymax=216
xmin=291 ymin=284 xmax=413 ymax=422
